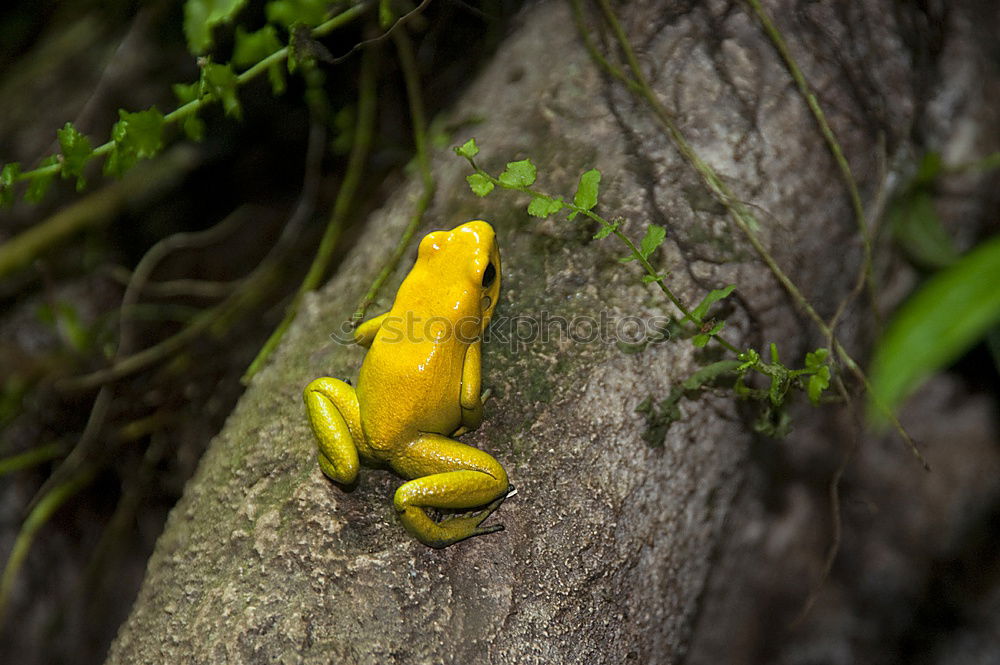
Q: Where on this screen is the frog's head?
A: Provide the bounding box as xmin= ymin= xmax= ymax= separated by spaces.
xmin=415 ymin=220 xmax=501 ymax=332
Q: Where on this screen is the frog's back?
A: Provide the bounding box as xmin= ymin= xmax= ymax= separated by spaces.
xmin=357 ymin=332 xmax=466 ymax=453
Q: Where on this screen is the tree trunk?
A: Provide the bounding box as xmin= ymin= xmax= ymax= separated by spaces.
xmin=105 ymin=1 xmax=1000 ymax=663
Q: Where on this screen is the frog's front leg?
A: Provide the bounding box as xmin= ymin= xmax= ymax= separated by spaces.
xmin=454 ymin=340 xmax=484 ymax=437
xmin=303 ymin=377 xmax=363 ymax=485
xmin=391 ymin=434 xmax=509 ymax=548
xmin=353 ymin=312 xmax=388 ymax=348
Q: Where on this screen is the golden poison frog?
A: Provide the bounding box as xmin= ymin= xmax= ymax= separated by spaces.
xmin=304 ymin=220 xmax=509 ymax=548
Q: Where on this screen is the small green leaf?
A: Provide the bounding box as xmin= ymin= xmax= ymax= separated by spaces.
xmin=498 ymin=159 xmax=536 ymax=189
xmin=25 ymin=156 xmax=59 ymax=202
xmin=265 ymin=0 xmax=330 ymax=27
xmin=201 ymin=62 xmax=242 ymax=119
xmin=573 ymin=168 xmax=601 ymax=211
xmin=118 ymin=109 xmax=165 ymax=157
xmin=691 ymin=284 xmax=736 ymax=322
xmin=807 ymin=366 xmax=831 ymax=405
xmin=527 ymin=195 xmax=564 ymax=218
xmin=466 ymin=173 xmax=494 ymax=197
xmin=233 ymin=25 xmax=285 ymax=94
xmin=593 ymin=219 xmax=620 ymax=240
xmin=173 ymin=82 xmax=201 ymax=105
xmin=182 ymin=115 xmax=206 ymax=142
xmin=692 ymin=320 xmax=725 ymax=348
xmin=183 ymin=0 xmax=249 ymax=54
xmin=804 ymin=348 xmax=830 ymax=370
xmin=454 ymin=138 xmax=479 ymax=160
xmin=233 ymin=25 xmax=282 ymax=65
xmin=0 ymin=163 xmax=22 ymax=207
xmin=622 ymin=224 xmax=666 ymax=263
xmin=57 ymin=122 xmax=94 ymax=191
xmin=890 ymin=190 xmax=961 ymax=269
xmin=638 ymin=224 xmax=666 ymax=259
xmin=869 ymin=233 xmax=1000 ymax=421
xmin=172 ymin=83 xmax=208 ymax=140
xmin=913 ymin=151 xmax=943 ymax=186
xmin=737 ymin=348 xmax=760 ymax=371
xmin=105 ymin=108 xmax=166 ymax=177
xmin=641 ymin=273 xmax=666 ymax=284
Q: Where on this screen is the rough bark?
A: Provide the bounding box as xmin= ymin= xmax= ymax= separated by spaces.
xmin=105 ymin=1 xmax=1000 ymax=664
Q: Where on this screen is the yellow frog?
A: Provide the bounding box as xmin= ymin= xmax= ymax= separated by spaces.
xmin=304 ymin=220 xmax=509 ymax=548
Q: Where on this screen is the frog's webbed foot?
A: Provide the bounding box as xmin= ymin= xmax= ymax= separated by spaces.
xmin=392 ymin=434 xmax=510 ymax=548
xmin=429 ymin=492 xmax=509 ymax=543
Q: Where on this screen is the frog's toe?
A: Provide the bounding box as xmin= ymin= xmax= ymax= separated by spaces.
xmin=423 ymin=511 xmax=504 ymax=548
xmin=403 ymin=493 xmax=510 ymax=548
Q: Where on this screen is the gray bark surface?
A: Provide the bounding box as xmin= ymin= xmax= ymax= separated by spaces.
xmin=105 ymin=1 xmax=1000 ymax=663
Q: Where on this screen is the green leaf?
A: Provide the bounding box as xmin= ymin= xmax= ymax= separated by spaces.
xmin=498 ymin=159 xmax=536 ymax=189
xmin=621 ymin=224 xmax=666 ymax=263
xmin=172 ymin=83 xmax=208 ymax=139
xmin=573 ymin=168 xmax=601 ymax=211
xmin=692 ymin=320 xmax=725 ymax=348
xmin=869 ymin=234 xmax=1000 ymax=421
xmin=890 ymin=190 xmax=961 ymax=269
xmin=233 ymin=25 xmax=282 ymax=64
xmin=804 ymin=348 xmax=830 ymax=370
xmin=173 ymin=82 xmax=200 ymax=105
xmin=641 ymin=273 xmax=666 ymax=284
xmin=737 ymin=348 xmax=760 ymax=371
xmin=182 ymin=115 xmax=206 ymax=142
xmin=201 ymin=62 xmax=242 ymax=119
xmin=913 ymin=151 xmax=943 ymax=186
xmin=57 ymin=123 xmax=94 ymax=191
xmin=0 ymin=163 xmax=21 ymax=207
xmin=807 ymin=366 xmax=831 ymax=405
xmin=466 ymin=173 xmax=494 ymax=197
xmin=638 ymin=224 xmax=666 ymax=259
xmin=117 ymin=109 xmax=165 ymax=157
xmin=691 ymin=284 xmax=736 ymax=322
xmin=183 ymin=0 xmax=249 ymax=54
xmin=527 ymin=195 xmax=564 ymax=218
xmin=233 ymin=25 xmax=285 ymax=95
xmin=265 ymin=0 xmax=330 ymax=27
xmin=105 ymin=108 xmax=166 ymax=177
xmin=25 ymin=156 xmax=59 ymax=202
xmin=592 ymin=218 xmax=621 ymax=240
xmin=454 ymin=138 xmax=479 ymax=160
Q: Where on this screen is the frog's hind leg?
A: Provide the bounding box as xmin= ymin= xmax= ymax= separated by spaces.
xmin=391 ymin=434 xmax=510 ymax=548
xmin=304 ymin=377 xmax=362 ymax=485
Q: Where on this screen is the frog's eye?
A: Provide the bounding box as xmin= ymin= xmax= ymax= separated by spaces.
xmin=481 ymin=262 xmax=497 ymax=288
